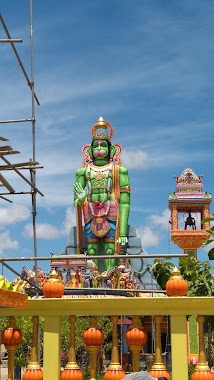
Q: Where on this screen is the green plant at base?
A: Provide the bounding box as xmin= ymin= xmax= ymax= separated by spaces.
xmin=188 ymin=362 xmax=196 ymax=380
xmin=150 ymin=258 xmax=174 ymax=290
xmin=202 ymin=213 xmax=214 ymax=260
xmin=151 ymin=253 xmax=214 ymax=297
xmin=179 ymin=252 xmax=214 ymax=297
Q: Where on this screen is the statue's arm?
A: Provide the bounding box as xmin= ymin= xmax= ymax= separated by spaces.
xmin=73 ymin=168 xmax=87 ymax=206
xmin=118 ymin=166 xmax=130 ymax=244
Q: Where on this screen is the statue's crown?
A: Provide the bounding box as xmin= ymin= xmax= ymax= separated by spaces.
xmin=91 ymin=117 xmax=114 ymax=141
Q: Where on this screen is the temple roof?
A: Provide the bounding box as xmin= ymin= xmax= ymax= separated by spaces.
xmin=169 ymin=168 xmax=212 ymax=202
xmin=174 ymin=168 xmax=203 ymax=186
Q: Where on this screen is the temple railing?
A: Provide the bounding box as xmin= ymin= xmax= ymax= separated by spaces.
xmin=1 ymin=297 xmax=214 ymax=380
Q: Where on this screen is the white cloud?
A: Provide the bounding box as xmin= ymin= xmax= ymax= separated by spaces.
xmin=63 ymin=206 xmax=77 ymax=234
xmin=149 ymin=209 xmax=171 ymax=230
xmin=23 ymin=206 xmax=77 ymax=240
xmin=0 ymin=204 xmax=31 ymax=228
xmin=23 ymin=223 xmax=64 ymax=240
xmin=122 ymin=150 xmax=150 ymax=169
xmin=137 ymin=226 xmax=159 ymax=248
xmin=0 ymin=230 xmax=19 ymax=256
xmin=135 ymin=209 xmax=171 ymax=249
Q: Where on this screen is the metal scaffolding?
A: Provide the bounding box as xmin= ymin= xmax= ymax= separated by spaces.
xmin=0 ymin=1 xmax=43 ymax=286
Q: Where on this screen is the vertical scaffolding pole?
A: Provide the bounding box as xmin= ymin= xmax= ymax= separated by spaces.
xmin=29 ymin=0 xmax=41 ymax=365
xmin=29 ymin=0 xmax=38 ymax=290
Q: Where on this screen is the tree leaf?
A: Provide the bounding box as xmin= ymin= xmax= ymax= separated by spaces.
xmin=208 ymin=248 xmax=214 ymax=261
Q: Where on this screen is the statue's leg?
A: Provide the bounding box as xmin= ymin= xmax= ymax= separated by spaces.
xmin=87 ymin=241 xmax=99 ymax=268
xmin=103 ymin=241 xmax=115 ymax=271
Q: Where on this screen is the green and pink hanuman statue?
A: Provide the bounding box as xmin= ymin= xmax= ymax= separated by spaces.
xmin=73 ymin=117 xmax=131 ymax=271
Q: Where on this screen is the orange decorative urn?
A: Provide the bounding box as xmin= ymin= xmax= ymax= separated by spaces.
xmin=42 ymin=270 xmax=64 ymax=298
xmin=166 ymin=266 xmax=188 ymax=296
xmin=83 ymin=316 xmax=104 ymax=380
xmin=1 ymin=316 xmax=22 ymax=380
xmin=125 ymin=316 xmax=147 ymax=372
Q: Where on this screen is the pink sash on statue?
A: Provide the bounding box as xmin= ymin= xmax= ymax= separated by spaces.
xmin=83 ymin=201 xmax=117 ymax=238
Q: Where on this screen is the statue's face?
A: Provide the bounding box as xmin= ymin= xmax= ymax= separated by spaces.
xmin=92 ymin=140 xmax=109 ymax=165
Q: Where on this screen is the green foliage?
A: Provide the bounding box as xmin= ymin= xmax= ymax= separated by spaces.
xmin=0 ymin=316 xmax=8 ymax=330
xmin=15 ymin=317 xmax=33 ymax=367
xmin=150 ymin=258 xmax=174 ymax=289
xmin=202 ymin=213 xmax=214 ymax=260
xmin=150 ymin=253 xmax=214 ymax=297
xmin=179 ymin=253 xmax=214 ymax=297
xmin=83 ymin=373 xmax=104 ymax=380
xmin=210 ymin=341 xmax=214 ymax=365
xmin=188 ymin=362 xmax=196 ymax=380
xmin=82 ymin=366 xmax=90 ymax=379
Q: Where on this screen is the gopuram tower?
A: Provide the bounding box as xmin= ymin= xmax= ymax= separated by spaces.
xmin=168 ymin=168 xmax=212 ymax=258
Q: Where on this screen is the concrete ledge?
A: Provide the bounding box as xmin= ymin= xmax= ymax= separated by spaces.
xmin=0 ymin=296 xmax=213 ymax=316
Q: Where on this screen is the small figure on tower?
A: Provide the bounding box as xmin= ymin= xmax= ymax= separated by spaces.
xmin=184 ymin=210 xmax=196 ymax=230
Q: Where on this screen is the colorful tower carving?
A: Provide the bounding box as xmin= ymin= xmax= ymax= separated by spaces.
xmin=169 ymin=168 xmax=212 ymax=258
xmin=169 ymin=168 xmax=212 ymax=364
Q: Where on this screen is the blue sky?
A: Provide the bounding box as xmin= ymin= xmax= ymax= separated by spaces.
xmin=0 ymin=0 xmax=213 ymax=280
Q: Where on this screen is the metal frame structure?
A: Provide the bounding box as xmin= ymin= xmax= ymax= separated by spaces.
xmin=0 ymin=2 xmax=43 ymax=285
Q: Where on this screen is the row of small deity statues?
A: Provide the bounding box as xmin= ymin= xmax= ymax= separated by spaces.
xmin=54 ymin=263 xmax=140 ymax=291
xmin=12 ymin=259 xmax=141 ymax=292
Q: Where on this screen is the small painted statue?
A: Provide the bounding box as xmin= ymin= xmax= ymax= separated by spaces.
xmin=74 ymin=117 xmax=130 ymax=270
xmin=184 ymin=210 xmax=196 ymax=230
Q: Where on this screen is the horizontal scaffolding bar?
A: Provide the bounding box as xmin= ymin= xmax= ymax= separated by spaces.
xmin=0 ymin=195 xmax=12 ymax=203
xmin=0 ymin=150 xmax=20 ymax=155
xmin=0 ymin=253 xmax=188 ymax=262
xmin=0 ymin=39 xmax=22 ymax=43
xmin=0 ymin=136 xmax=9 ymax=141
xmin=0 ymin=145 xmax=13 ymax=151
xmin=0 ymin=154 xmax=44 ymax=197
xmin=0 ymin=161 xmax=40 ymax=170
xmin=0 ymin=166 xmax=43 ymax=172
xmin=0 ymin=118 xmax=34 ymax=124
xmin=0 ymin=15 xmax=40 ymax=106
xmin=0 ymin=191 xmax=37 ymax=195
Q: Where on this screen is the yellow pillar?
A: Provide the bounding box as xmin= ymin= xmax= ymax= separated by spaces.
xmin=171 ymin=315 xmax=188 ymax=380
xmin=192 ymin=315 xmax=212 ymax=376
xmin=43 ymin=316 xmax=61 ymax=380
